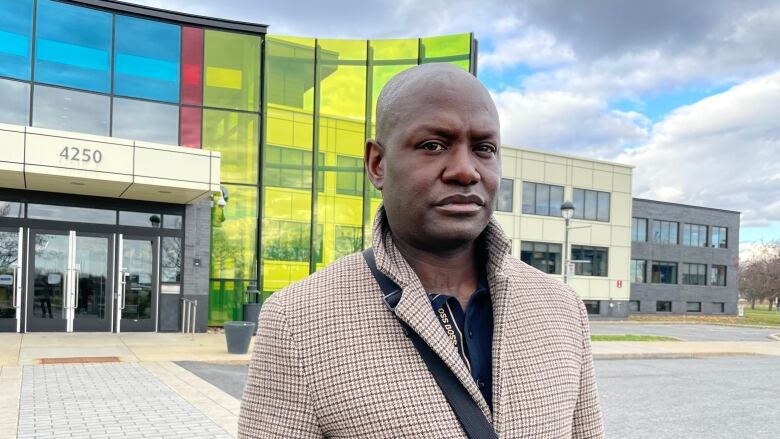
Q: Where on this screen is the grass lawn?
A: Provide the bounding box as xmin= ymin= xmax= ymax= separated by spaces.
xmin=591 ymin=334 xmax=680 ymax=342
xmin=627 ymin=303 xmax=780 ymax=327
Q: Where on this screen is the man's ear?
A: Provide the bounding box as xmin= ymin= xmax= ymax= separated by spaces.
xmin=365 ymin=138 xmax=385 ymax=191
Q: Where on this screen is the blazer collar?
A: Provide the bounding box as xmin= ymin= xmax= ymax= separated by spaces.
xmin=370 ymin=204 xmax=512 ymax=420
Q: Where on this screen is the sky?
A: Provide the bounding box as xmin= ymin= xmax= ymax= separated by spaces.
xmin=135 ymin=0 xmax=780 ymax=256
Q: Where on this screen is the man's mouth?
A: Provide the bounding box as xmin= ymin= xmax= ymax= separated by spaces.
xmin=435 ymin=194 xmax=485 ymax=214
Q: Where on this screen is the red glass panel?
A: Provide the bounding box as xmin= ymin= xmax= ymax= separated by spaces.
xmin=180 ymin=106 xmax=201 ymax=148
xmin=181 ymin=27 xmax=204 ymax=105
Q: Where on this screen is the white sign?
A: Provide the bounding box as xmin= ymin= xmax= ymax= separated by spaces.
xmin=566 ymin=262 xmax=575 ymax=277
xmin=0 ymin=275 xmax=12 ymax=286
xmin=47 ymin=273 xmax=61 ymax=285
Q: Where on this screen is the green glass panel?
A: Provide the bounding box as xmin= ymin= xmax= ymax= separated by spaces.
xmin=208 ymin=279 xmax=246 ymax=325
xmin=261 ymin=36 xmax=315 ymax=294
xmin=421 ymin=33 xmax=471 ymax=71
xmin=202 ymin=109 xmax=259 ymax=184
xmin=319 ymin=39 xmax=366 ymax=61
xmin=370 ymin=38 xmax=418 ymax=61
xmin=210 ymin=184 xmax=257 ymax=280
xmin=203 ymin=30 xmax=261 ymax=111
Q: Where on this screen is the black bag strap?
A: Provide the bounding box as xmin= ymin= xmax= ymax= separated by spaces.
xmin=363 ymin=249 xmax=498 ymax=439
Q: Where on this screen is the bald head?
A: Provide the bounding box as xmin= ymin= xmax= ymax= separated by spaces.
xmin=374 ymin=63 xmax=499 ymax=145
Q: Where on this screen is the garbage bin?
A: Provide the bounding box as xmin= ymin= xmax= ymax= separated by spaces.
xmin=224 ymin=321 xmax=256 ymax=354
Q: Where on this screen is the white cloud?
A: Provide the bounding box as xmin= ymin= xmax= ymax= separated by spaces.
xmin=479 ymin=30 xmax=574 ymax=72
xmin=617 ymin=70 xmax=780 ymax=227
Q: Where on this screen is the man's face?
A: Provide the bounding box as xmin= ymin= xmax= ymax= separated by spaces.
xmin=369 ymin=75 xmax=501 ymax=251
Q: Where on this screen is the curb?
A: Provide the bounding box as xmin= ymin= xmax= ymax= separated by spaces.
xmin=590 ymin=321 xmax=780 ymax=330
xmin=770 ymin=334 xmax=780 ymax=341
xmin=594 ymin=352 xmax=766 ymax=360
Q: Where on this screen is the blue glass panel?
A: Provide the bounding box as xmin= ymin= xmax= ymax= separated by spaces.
xmin=34 ymin=0 xmax=112 ymax=93
xmin=0 ymin=0 xmax=33 ymax=80
xmin=114 ymin=16 xmax=181 ymax=103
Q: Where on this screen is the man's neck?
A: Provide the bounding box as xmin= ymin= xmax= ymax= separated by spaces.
xmin=392 ymin=234 xmax=480 ymax=311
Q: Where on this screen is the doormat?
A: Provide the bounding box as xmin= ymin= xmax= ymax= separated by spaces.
xmin=36 ymin=356 xmax=121 ymax=365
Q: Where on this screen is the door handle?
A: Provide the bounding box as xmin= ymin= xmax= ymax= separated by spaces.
xmin=11 ymin=264 xmax=17 ymax=309
xmin=73 ymin=268 xmax=81 ymax=310
xmin=120 ymin=270 xmax=128 ymax=310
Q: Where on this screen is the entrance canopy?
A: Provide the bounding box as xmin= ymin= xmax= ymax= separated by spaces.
xmin=0 ymin=123 xmax=220 ymax=204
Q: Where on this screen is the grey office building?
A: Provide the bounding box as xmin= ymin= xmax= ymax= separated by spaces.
xmin=630 ymin=198 xmax=740 ymax=315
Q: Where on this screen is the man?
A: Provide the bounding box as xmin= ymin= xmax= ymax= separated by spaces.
xmin=239 ymin=63 xmax=604 ymax=438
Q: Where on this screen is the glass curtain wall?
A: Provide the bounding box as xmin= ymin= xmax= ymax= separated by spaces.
xmin=258 ymin=33 xmax=473 ymax=305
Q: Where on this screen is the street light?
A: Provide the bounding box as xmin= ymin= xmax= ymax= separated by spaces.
xmin=561 ymin=201 xmax=575 ymax=283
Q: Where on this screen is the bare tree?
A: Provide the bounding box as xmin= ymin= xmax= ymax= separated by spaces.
xmin=739 ymin=242 xmax=780 ymax=309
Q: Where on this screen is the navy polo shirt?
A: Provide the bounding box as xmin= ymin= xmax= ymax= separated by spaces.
xmin=428 ymin=277 xmax=493 ymax=409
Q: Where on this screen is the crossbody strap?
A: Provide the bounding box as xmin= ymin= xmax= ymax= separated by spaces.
xmin=363 ymin=249 xmax=498 ymax=439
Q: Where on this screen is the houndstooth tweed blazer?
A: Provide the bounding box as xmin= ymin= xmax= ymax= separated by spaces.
xmin=239 ymin=206 xmax=604 ymax=438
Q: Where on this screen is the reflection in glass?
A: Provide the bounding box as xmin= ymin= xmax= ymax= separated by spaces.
xmin=112 ymin=98 xmax=178 ymax=145
xmin=74 ymin=236 xmax=108 ymax=320
xmin=122 ymin=239 xmax=153 ymax=321
xmin=119 ymin=211 xmax=162 ymax=228
xmin=179 ymin=106 xmax=201 ymax=148
xmin=0 ymin=231 xmax=19 ymax=319
xmin=28 ymin=204 xmax=115 ymax=224
xmin=35 ymin=0 xmax=112 ymax=92
xmin=211 ymin=184 xmax=257 ymax=279
xmin=0 ymin=201 xmax=23 ymax=218
xmin=32 ymin=85 xmax=110 ymax=136
xmin=181 ymin=27 xmax=204 ymax=105
xmin=33 ymin=233 xmax=67 ymax=319
xmin=202 ymin=109 xmax=259 ymax=184
xmin=163 ymin=215 xmax=183 ymax=229
xmin=161 ymin=237 xmax=181 ymax=283
xmin=114 ymin=15 xmax=180 ymax=103
xmin=203 ymin=30 xmax=261 ymax=111
xmin=0 ymin=78 xmax=30 ymax=126
xmin=0 ymin=0 xmax=34 ymax=80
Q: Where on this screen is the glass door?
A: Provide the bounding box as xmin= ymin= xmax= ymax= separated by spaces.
xmin=0 ymin=227 xmax=23 ymax=332
xmin=116 ymin=235 xmax=158 ymax=332
xmin=26 ymin=230 xmax=113 ymax=332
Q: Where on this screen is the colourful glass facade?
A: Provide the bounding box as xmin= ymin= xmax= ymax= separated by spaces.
xmin=0 ymin=0 xmax=474 ymax=326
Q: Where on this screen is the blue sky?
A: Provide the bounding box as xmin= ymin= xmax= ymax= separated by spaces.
xmin=135 ymin=0 xmax=780 ymax=256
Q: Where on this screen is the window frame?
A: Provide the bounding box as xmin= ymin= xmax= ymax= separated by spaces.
xmin=572 ymin=188 xmax=611 ymax=222
xmin=521 ymin=181 xmax=564 ymax=217
xmin=630 ymin=259 xmax=646 ymax=283
xmin=496 ymin=178 xmax=514 ymax=213
xmin=632 ymin=217 xmax=647 ymax=242
xmin=570 ymin=245 xmax=609 ymax=277
xmin=652 ymin=220 xmax=679 ymax=245
xmin=520 ymin=241 xmax=562 ymax=275
xmin=651 ymin=261 xmax=678 ymax=284
xmin=681 ymin=262 xmax=707 ymax=286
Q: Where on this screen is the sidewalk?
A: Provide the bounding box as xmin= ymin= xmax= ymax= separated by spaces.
xmin=592 ymin=340 xmax=780 ymax=359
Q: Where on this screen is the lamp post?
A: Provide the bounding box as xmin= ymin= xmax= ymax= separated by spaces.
xmin=560 ymin=201 xmax=575 ymax=284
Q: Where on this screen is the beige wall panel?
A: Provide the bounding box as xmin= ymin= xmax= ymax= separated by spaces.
xmin=610 ymin=280 xmax=631 ymax=300
xmin=611 ymin=192 xmax=632 ymax=226
xmin=568 ymin=278 xmax=590 ymax=298
xmin=521 ymin=159 xmax=545 ymax=182
xmin=544 ymin=154 xmax=567 ymax=165
xmin=541 ymin=217 xmax=565 ymax=242
xmin=544 ymin=162 xmax=567 ymax=185
xmin=501 ymin=156 xmax=516 ymax=177
xmin=0 ymin=128 xmax=24 ymax=164
xmin=521 ymin=151 xmax=546 ymax=162
xmin=588 ymin=278 xmax=610 ymax=299
xmin=592 ymin=170 xmax=612 ymax=192
xmin=0 ymin=163 xmax=24 ymax=189
xmin=571 ymin=159 xmax=593 ymax=169
xmin=611 ymin=225 xmax=631 ymax=247
xmin=494 ymin=213 xmax=515 ymax=236
xmin=210 ymin=154 xmax=221 ymax=187
xmin=24 ymin=170 xmax=130 ymax=197
xmin=567 ymin=222 xmax=591 ymax=243
xmin=26 ymin=132 xmax=134 ymax=176
xmin=134 ymin=145 xmax=211 ymax=184
xmin=613 ymin=165 xmax=633 ymax=175
xmin=613 ymin=172 xmax=631 ymax=193
xmin=593 ymin=162 xmax=613 ymax=173
xmin=609 ymin=246 xmax=630 ymax=280
xmin=519 ymin=216 xmax=544 ymax=240
xmin=571 ymin=166 xmax=593 ymax=188
xmin=590 ymin=223 xmax=612 ymax=245
xmin=122 ymin=181 xmax=209 ymax=204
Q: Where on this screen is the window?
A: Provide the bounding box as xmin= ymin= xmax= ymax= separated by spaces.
xmin=656 ymin=301 xmax=672 ymax=312
xmin=713 ymin=302 xmax=725 ymax=313
xmin=520 ymin=242 xmax=562 ymax=275
xmin=0 ymin=0 xmax=34 ymax=80
xmin=114 ymin=16 xmax=180 ymax=103
xmin=335 ymin=155 xmax=363 ymax=196
xmin=497 ymin=178 xmax=513 ymax=212
xmin=572 ymin=189 xmax=610 ymax=222
xmin=33 ymin=85 xmax=110 ymax=136
xmin=112 ymin=98 xmax=179 ymax=145
xmin=686 ymin=302 xmax=701 ymax=313
xmin=682 ymin=223 xmax=708 ymax=247
xmin=262 ymin=220 xmax=312 ymax=262
xmin=0 ymin=78 xmax=30 ymax=125
xmin=651 ymin=261 xmax=678 ymax=284
xmin=522 ymin=182 xmax=564 ymax=217
xmin=570 ymin=245 xmax=608 ymax=277
xmin=630 ymin=260 xmax=646 ymax=283
xmin=0 ymin=201 xmax=23 ymax=218
xmin=682 ymin=263 xmax=707 ymax=286
xmin=629 ymin=301 xmax=640 ymax=313
xmin=161 ymin=237 xmax=182 ymax=283
xmin=632 ymin=217 xmax=647 ymax=242
xmin=203 ymin=30 xmax=261 ymax=111
xmin=710 ymin=265 xmax=727 ymax=287
xmin=264 ymin=145 xmax=313 ymax=190
xmin=202 ymin=109 xmax=259 ymax=184
xmin=652 ymin=220 xmax=678 ymax=244
xmin=710 ymin=226 xmax=728 ymax=248
xmin=35 ymin=0 xmax=112 ymax=92
xmin=163 ymin=215 xmax=183 ymax=229
xmin=27 ymin=204 xmax=115 ymax=224
xmin=334 ymin=225 xmax=362 ymax=260
xmin=583 ymin=300 xmax=600 ymax=315
xmin=119 ymin=211 xmax=162 ymax=228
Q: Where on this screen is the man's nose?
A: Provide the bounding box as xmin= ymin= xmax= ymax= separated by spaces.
xmin=441 ymin=144 xmax=480 ymax=185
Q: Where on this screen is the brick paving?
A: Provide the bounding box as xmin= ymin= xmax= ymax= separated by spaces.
xmin=16 ymin=363 xmax=232 ymax=439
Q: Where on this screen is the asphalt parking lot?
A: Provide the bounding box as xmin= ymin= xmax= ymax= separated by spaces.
xmin=589 ymin=322 xmax=779 ymax=341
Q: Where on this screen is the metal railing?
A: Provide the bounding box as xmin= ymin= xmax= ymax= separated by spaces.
xmin=181 ymin=298 xmax=197 ymax=339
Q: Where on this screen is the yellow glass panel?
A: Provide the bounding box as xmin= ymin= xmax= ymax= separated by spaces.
xmin=421 ymin=33 xmax=472 ymax=71
xmin=319 ymin=39 xmax=366 ymax=61
xmin=371 ymin=38 xmax=418 ymax=61
xmin=210 ymin=185 xmax=257 ymax=280
xmin=202 ymin=109 xmax=259 ymax=184
xmin=203 ymin=30 xmax=261 ymax=111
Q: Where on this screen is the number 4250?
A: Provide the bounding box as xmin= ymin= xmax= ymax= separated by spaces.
xmin=59 ymin=147 xmax=103 ymax=163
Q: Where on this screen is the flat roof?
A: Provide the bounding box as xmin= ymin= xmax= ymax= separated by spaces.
xmin=502 ymin=143 xmax=635 ymax=169
xmin=633 ymin=197 xmax=741 ymax=215
xmin=63 ymin=0 xmax=268 ymax=34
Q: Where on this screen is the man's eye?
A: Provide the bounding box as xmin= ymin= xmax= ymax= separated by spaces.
xmin=475 ymin=144 xmax=497 ymax=154
xmin=419 ymin=142 xmax=446 ymax=151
